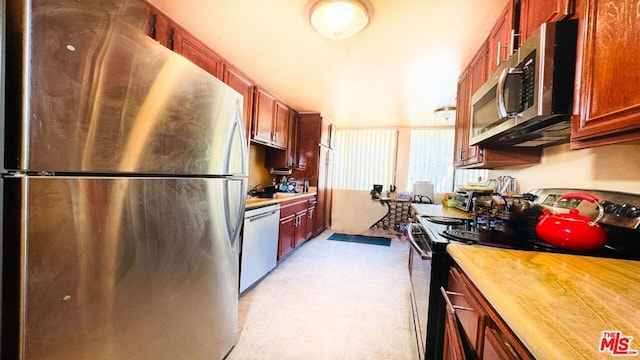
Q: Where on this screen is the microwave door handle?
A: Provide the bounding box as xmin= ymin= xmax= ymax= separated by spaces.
xmin=496 ymin=67 xmax=511 ymax=118
xmin=496 ymin=67 xmax=523 ymax=118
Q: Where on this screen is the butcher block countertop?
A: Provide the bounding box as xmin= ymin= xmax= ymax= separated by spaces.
xmin=447 ymin=244 xmax=640 ymax=359
xmin=411 ymin=203 xmax=473 ymax=220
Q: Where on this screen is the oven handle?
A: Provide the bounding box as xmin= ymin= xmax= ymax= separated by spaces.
xmin=407 ymin=223 xmax=432 ymax=260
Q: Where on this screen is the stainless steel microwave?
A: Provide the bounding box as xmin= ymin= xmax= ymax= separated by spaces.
xmin=469 ymin=20 xmax=578 ymax=147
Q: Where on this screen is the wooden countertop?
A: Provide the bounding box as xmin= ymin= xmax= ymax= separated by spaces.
xmin=411 ymin=203 xmax=473 ymax=220
xmin=447 ymin=244 xmax=640 ymax=359
xmin=245 ymin=191 xmax=317 ymax=210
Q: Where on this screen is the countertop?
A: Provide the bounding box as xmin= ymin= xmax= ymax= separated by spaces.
xmin=447 ymin=244 xmax=640 ymax=359
xmin=411 ymin=203 xmax=473 ymax=220
xmin=245 ymin=191 xmax=317 ymax=210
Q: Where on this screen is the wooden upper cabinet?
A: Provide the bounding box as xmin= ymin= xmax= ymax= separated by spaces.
xmin=274 ymin=101 xmax=290 ymax=149
xmin=519 ymin=0 xmax=573 ymax=40
xmin=146 ymin=5 xmax=175 ymax=49
xmin=173 ymin=31 xmax=224 ymax=80
xmin=223 ymin=65 xmax=254 ymax=145
xmin=463 ymin=42 xmax=489 ymax=166
xmin=253 ymin=88 xmax=277 ymax=145
xmin=265 ymin=108 xmax=298 ymax=169
xmin=454 ymin=69 xmax=471 ymax=167
xmin=488 ymin=2 xmax=515 ymax=74
xmin=572 ymin=0 xmax=640 ymax=148
xmin=252 ymin=87 xmax=290 ymax=150
xmin=320 ymin=118 xmax=332 ymax=148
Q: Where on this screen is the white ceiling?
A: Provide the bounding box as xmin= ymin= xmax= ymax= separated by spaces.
xmin=147 ymin=0 xmax=509 ymax=129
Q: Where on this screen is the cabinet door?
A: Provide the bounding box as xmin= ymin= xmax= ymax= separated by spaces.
xmin=223 ymin=65 xmax=254 ymax=146
xmin=573 ymin=0 xmax=640 ymax=148
xmin=316 ymin=146 xmax=329 ymax=235
xmin=488 ymin=3 xmax=514 ymax=74
xmin=294 ymin=113 xmax=323 ymax=171
xmin=286 ymin=110 xmax=298 ymax=168
xmin=483 ymin=323 xmax=522 ymax=360
xmin=454 ymin=70 xmax=471 ymax=167
xmin=273 ymin=101 xmax=290 ymax=149
xmin=447 ymin=267 xmax=487 ymax=355
xmin=306 ymin=204 xmax=316 ymax=240
xmin=278 ymin=214 xmax=295 ymax=261
xmin=462 ymin=44 xmax=488 ymax=166
xmin=294 ymin=209 xmax=308 ymax=248
xmin=173 ymin=31 xmax=224 ymax=80
xmin=442 ymin=306 xmax=470 ymax=360
xmin=253 ymin=88 xmax=277 ymax=145
xmin=320 ymin=118 xmax=332 ymax=147
xmin=147 ymin=6 xmax=175 ymax=50
xmin=520 ymin=0 xmax=573 ymax=40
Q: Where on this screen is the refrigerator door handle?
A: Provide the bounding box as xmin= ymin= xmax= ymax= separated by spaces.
xmin=223 ymin=103 xmax=248 ymax=176
xmin=225 ymin=179 xmax=246 ymax=247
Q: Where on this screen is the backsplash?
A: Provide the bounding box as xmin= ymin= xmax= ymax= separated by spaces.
xmin=249 ymin=144 xmax=272 ymax=190
xmin=491 ymin=144 xmax=640 ymax=194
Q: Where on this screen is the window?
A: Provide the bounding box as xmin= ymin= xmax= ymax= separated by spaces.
xmin=407 ymin=129 xmax=489 ymax=193
xmin=407 ymin=128 xmax=455 ymax=193
xmin=332 ymin=129 xmax=398 ymax=190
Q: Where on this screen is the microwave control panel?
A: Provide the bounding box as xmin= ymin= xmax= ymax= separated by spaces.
xmin=520 ymin=51 xmax=536 ymax=111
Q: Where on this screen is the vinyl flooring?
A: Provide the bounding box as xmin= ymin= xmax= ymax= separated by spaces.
xmin=227 ymin=229 xmax=417 ymax=360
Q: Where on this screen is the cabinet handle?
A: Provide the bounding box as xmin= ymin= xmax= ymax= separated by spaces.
xmin=440 ymin=287 xmax=473 ymax=314
xmin=168 ymin=28 xmax=175 ymax=50
xmin=509 ymin=29 xmax=516 ymax=55
xmin=149 ymin=14 xmax=157 ymax=39
xmin=496 ymin=40 xmax=502 ymax=67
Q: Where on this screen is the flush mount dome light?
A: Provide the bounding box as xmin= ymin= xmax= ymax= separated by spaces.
xmin=434 ymin=106 xmax=457 ymax=122
xmin=309 ymin=0 xmax=370 ymax=39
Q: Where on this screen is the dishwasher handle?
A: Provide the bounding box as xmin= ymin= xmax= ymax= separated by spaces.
xmin=247 ymin=210 xmax=279 ymax=222
xmin=407 ymin=222 xmax=432 ymax=260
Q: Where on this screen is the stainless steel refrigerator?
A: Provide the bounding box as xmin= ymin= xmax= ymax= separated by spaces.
xmin=2 ymin=1 xmax=247 ymax=359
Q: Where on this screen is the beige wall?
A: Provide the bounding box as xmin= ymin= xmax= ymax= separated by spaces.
xmin=331 ymin=143 xmax=640 ymax=234
xmin=491 ymin=144 xmax=640 ymax=194
xmin=248 ymin=144 xmax=272 ymax=190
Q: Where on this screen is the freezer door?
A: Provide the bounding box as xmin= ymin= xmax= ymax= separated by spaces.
xmin=5 ymin=0 xmax=246 ymax=176
xmin=2 ymin=176 xmax=245 ymax=360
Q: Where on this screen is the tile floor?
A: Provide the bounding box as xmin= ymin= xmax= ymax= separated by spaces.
xmin=227 ymin=229 xmax=417 ymax=360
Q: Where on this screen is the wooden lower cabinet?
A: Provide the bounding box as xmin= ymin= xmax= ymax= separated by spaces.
xmin=277 ymin=196 xmax=317 ymax=261
xmin=442 ymin=265 xmax=533 ymax=359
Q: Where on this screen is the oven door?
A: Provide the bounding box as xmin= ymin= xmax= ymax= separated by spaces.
xmin=408 ymin=223 xmax=432 ymax=360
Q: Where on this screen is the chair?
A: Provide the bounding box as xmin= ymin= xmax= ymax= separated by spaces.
xmin=412 ymin=194 xmax=433 ymax=204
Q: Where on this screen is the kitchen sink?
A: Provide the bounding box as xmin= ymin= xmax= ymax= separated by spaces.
xmin=251 ymin=192 xmax=276 ymax=199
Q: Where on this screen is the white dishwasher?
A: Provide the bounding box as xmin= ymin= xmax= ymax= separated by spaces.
xmin=240 ymin=203 xmax=281 ymax=293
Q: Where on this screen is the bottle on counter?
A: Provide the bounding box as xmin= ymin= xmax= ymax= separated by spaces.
xmin=279 ymin=177 xmax=288 ymax=192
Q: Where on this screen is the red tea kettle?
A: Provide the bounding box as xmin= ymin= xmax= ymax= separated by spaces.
xmin=535 ymin=193 xmax=607 ymax=252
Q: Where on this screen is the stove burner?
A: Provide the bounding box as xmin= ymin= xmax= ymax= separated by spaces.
xmin=426 ymin=217 xmax=467 ymax=226
xmin=441 ymin=230 xmax=479 ymax=243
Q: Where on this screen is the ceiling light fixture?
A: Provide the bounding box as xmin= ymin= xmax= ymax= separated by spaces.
xmin=309 ymin=0 xmax=370 ymax=39
xmin=433 ymin=106 xmax=457 ymax=122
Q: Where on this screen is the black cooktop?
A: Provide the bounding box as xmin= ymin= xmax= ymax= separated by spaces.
xmin=419 ymin=216 xmax=640 ymax=261
xmin=439 ymin=227 xmax=640 ymax=260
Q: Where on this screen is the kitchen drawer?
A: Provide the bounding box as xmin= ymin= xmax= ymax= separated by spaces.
xmin=280 ymin=198 xmax=309 ymax=218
